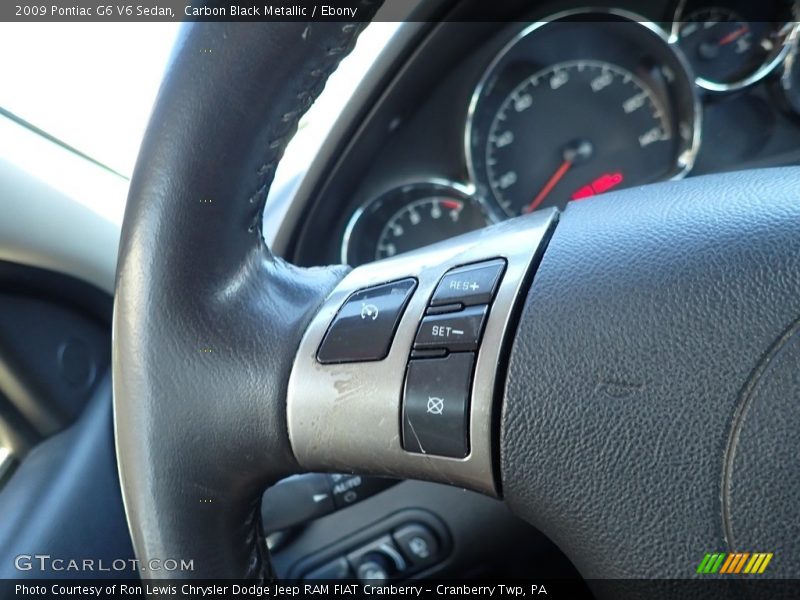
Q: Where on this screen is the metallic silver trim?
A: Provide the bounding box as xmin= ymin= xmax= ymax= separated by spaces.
xmin=687 ymin=38 xmax=791 ymax=94
xmin=670 ymin=4 xmax=795 ymax=93
xmin=464 ymin=8 xmax=702 ymax=215
xmin=288 ymin=208 xmax=558 ymax=496
xmin=668 ymin=0 xmax=689 ymax=44
xmin=778 ymin=23 xmax=800 ymax=110
xmin=340 ymin=178 xmax=498 ymax=266
xmin=340 ymin=202 xmax=370 ymax=265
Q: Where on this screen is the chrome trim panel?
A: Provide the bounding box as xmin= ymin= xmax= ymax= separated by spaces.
xmin=288 ymin=208 xmax=558 ymax=496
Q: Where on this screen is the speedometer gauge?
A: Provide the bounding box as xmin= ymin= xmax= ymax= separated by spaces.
xmin=466 ymin=11 xmax=700 ymax=217
xmin=485 ymin=60 xmax=673 ymax=216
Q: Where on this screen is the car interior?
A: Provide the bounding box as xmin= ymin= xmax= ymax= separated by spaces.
xmin=1 ymin=0 xmax=798 ymax=596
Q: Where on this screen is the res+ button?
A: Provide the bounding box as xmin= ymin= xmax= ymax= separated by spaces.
xmin=429 ymin=259 xmax=505 ymax=308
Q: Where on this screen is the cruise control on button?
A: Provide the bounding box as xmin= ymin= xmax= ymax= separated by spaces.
xmin=317 ymin=279 xmax=416 ymax=364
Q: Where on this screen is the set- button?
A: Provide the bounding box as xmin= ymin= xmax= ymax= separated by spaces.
xmin=413 ymin=305 xmax=488 ymax=353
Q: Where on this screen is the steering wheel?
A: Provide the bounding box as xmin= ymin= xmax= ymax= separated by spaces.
xmin=113 ymin=15 xmax=800 ymax=586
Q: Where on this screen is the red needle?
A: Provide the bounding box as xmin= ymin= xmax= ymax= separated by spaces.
xmin=718 ymin=25 xmax=748 ymax=46
xmin=524 ymin=159 xmax=572 ymax=214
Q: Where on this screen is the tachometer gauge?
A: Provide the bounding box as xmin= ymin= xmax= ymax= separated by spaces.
xmin=342 ymin=182 xmax=493 ymax=266
xmin=674 ymin=0 xmax=795 ymax=91
xmin=467 ymin=11 xmax=700 ymax=217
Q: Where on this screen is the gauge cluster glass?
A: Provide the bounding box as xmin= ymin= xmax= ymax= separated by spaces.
xmin=337 ymin=6 xmax=798 ymax=267
xmin=466 ymin=11 xmax=700 ymax=216
xmin=673 ymin=0 xmax=795 ymax=91
xmin=342 ymin=182 xmax=493 ymax=267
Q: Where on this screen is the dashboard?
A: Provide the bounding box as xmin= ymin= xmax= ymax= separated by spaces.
xmin=291 ymin=0 xmax=800 ymax=268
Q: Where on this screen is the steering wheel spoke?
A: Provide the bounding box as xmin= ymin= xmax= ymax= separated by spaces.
xmin=288 ymin=208 xmax=557 ymax=495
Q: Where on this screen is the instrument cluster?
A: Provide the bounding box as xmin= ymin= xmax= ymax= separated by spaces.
xmin=334 ymin=2 xmax=799 ymax=266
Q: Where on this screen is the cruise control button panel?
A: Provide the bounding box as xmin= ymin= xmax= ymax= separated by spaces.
xmin=289 ymin=208 xmax=558 ymax=498
xmin=402 ymin=259 xmax=506 ymax=459
xmin=429 ymin=259 xmax=505 ymax=307
xmin=317 ymin=278 xmax=416 ymax=364
xmin=402 ymin=353 xmax=474 ymax=458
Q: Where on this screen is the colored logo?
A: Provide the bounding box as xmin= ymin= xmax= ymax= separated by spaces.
xmin=696 ymin=552 xmax=773 ymax=575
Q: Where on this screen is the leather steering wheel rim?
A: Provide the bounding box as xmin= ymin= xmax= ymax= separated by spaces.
xmin=115 ymin=11 xmax=800 ymax=586
xmin=113 ymin=16 xmax=378 ymax=579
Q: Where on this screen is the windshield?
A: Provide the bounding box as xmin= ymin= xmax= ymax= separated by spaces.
xmin=0 ymin=22 xmax=180 ymax=177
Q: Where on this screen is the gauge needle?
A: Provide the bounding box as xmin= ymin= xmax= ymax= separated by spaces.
xmin=524 ymin=159 xmax=573 ymax=214
xmin=718 ymin=25 xmax=749 ymax=46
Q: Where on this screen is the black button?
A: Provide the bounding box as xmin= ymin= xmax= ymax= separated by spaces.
xmin=354 ymin=554 xmax=392 ymax=583
xmin=317 ymin=279 xmax=416 ymax=364
xmin=347 ymin=536 xmax=408 ymax=582
xmin=393 ymin=523 xmax=439 ymax=567
xmin=430 ymin=259 xmax=506 ymax=307
xmin=402 ymin=353 xmax=474 ymax=458
xmin=303 ymin=557 xmax=352 ymax=580
xmin=414 ymin=305 xmax=488 ymax=352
